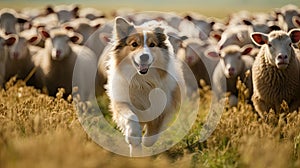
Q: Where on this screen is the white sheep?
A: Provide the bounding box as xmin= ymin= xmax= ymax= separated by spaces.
xmin=177 ymin=38 xmax=219 ymax=95
xmin=212 ymin=45 xmax=254 ymax=107
xmin=62 ymin=18 xmax=101 ymax=45
xmin=250 ymin=29 xmax=300 ymax=117
xmin=79 ymin=7 xmax=105 ymax=20
xmin=181 ymin=13 xmax=215 ymax=40
xmin=274 ymin=4 xmax=300 ymax=31
xmin=0 ymin=32 xmax=17 ymax=87
xmin=5 ymin=33 xmax=41 ymax=86
xmin=45 ymin=5 xmax=79 ymax=24
xmin=0 ymin=8 xmax=28 ymax=35
xmin=33 ymin=28 xmax=97 ymax=100
xmin=85 ymin=20 xmax=113 ymax=60
xmin=218 ymin=25 xmax=253 ymax=50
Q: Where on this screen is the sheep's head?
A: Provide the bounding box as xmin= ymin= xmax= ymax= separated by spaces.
xmin=251 ymin=29 xmax=300 ymax=70
xmin=41 ymin=28 xmax=83 ymax=61
xmin=219 ymin=45 xmax=252 ymax=78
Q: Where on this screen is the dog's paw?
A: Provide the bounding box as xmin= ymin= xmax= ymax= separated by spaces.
xmin=142 ymin=134 xmax=159 ymax=147
xmin=125 ymin=121 xmax=142 ymax=147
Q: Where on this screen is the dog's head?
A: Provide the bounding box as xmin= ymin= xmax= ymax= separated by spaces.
xmin=112 ymin=17 xmax=170 ymax=75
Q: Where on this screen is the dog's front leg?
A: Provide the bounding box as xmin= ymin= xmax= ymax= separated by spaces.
xmin=112 ymin=102 xmax=143 ymax=157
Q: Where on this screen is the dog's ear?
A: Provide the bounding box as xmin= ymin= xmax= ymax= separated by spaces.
xmin=155 ymin=27 xmax=166 ymax=42
xmin=114 ymin=17 xmax=134 ymax=40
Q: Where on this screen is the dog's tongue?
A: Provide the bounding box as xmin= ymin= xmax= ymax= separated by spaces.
xmin=138 ymin=64 xmax=149 ymax=74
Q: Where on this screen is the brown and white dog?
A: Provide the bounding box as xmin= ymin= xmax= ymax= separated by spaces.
xmin=105 ymin=17 xmax=185 ymax=156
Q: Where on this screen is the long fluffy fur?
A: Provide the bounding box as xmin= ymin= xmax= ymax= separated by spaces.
xmin=252 ymin=41 xmax=300 ymax=114
xmin=105 ymin=18 xmax=185 ymax=153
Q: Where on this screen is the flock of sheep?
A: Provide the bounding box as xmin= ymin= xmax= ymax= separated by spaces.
xmin=1 ymin=4 xmax=300 ymax=117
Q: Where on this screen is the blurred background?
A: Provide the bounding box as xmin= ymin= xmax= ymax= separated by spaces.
xmin=1 ymin=0 xmax=300 ymax=18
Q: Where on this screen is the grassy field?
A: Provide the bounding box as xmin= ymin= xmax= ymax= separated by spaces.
xmin=1 ymin=77 xmax=300 ymax=168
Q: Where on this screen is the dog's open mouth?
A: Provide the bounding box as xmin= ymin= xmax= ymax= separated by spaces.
xmin=133 ymin=60 xmax=150 ymax=74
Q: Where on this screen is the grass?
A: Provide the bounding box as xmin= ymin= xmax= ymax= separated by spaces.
xmin=1 ymin=76 xmax=300 ymax=168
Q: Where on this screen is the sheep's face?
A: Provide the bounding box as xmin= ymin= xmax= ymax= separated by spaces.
xmin=50 ymin=35 xmax=72 ymax=61
xmin=0 ymin=13 xmax=17 ymax=35
xmin=184 ymin=43 xmax=202 ymax=66
xmin=267 ymin=34 xmax=292 ymax=70
xmin=9 ymin=37 xmax=28 ymax=60
xmin=41 ymin=29 xmax=82 ymax=61
xmin=219 ymin=45 xmax=252 ymax=79
xmin=57 ymin=10 xmax=75 ymax=24
xmin=251 ymin=29 xmax=300 ymax=70
xmin=220 ymin=51 xmax=243 ymax=78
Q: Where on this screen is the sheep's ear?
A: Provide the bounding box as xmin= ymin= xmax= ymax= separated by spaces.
xmin=251 ymin=32 xmax=268 ymax=46
xmin=269 ymin=25 xmax=281 ymax=31
xmin=210 ymin=31 xmax=222 ymax=42
xmin=70 ymin=32 xmax=83 ymax=44
xmin=46 ymin=6 xmax=55 ymax=14
xmin=93 ymin=23 xmax=101 ymax=29
xmin=167 ymin=32 xmax=186 ymax=49
xmin=241 ymin=44 xmax=253 ymax=55
xmin=17 ymin=18 xmax=28 ymax=24
xmin=289 ymin=28 xmax=300 ymax=44
xmin=114 ymin=17 xmax=135 ymax=40
xmin=39 ymin=29 xmax=50 ymax=39
xmin=242 ymin=19 xmax=252 ymax=26
xmin=27 ymin=36 xmax=41 ymax=45
xmin=72 ymin=5 xmax=80 ymax=18
xmin=99 ymin=32 xmax=110 ymax=45
xmin=206 ymin=51 xmax=219 ymax=58
xmin=292 ymin=16 xmax=300 ymax=28
xmin=64 ymin=25 xmax=74 ymax=31
xmin=4 ymin=35 xmax=17 ymax=46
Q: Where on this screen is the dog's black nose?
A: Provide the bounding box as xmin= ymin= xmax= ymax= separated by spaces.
xmin=140 ymin=54 xmax=149 ymax=62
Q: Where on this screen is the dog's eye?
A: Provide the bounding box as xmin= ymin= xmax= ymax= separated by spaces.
xmin=149 ymin=42 xmax=155 ymax=48
xmin=131 ymin=42 xmax=138 ymax=47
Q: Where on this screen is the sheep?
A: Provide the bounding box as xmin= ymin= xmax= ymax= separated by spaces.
xmin=84 ymin=20 xmax=113 ymax=60
xmin=212 ymin=45 xmax=254 ymax=107
xmin=242 ymin=19 xmax=281 ymax=34
xmin=0 ymin=8 xmax=28 ymax=35
xmin=62 ymin=18 xmax=101 ymax=45
xmin=0 ymin=33 xmax=17 ymax=87
xmin=250 ymin=29 xmax=300 ymax=117
xmin=79 ymin=7 xmax=105 ymax=20
xmin=181 ymin=13 xmax=215 ymax=40
xmin=218 ymin=25 xmax=254 ymax=50
xmin=4 ymin=33 xmax=41 ymax=86
xmin=33 ymin=28 xmax=97 ymax=100
xmin=177 ymin=38 xmax=219 ymax=95
xmin=226 ymin=10 xmax=254 ymax=26
xmin=46 ymin=5 xmax=79 ymax=24
xmin=31 ymin=13 xmax=59 ymax=29
xmin=274 ymin=4 xmax=300 ymax=31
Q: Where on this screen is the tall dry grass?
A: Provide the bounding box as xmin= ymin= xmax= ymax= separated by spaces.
xmin=1 ymin=77 xmax=300 ymax=167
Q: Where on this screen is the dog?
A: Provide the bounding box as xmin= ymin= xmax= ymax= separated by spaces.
xmin=105 ymin=17 xmax=186 ymax=156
